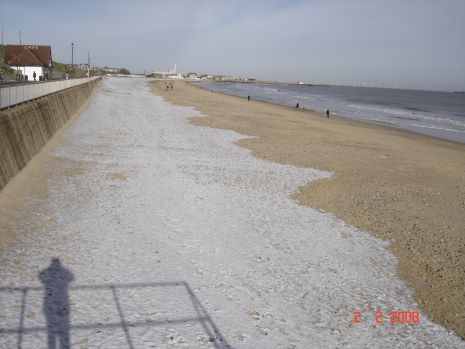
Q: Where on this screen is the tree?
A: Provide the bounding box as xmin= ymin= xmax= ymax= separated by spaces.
xmin=119 ymin=68 xmax=130 ymax=75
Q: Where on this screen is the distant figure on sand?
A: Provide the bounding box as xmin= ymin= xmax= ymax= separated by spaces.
xmin=248 ymin=95 xmax=250 ymax=101
xmin=296 ymin=103 xmax=299 ymax=109
xmin=326 ymin=109 xmax=330 ymax=118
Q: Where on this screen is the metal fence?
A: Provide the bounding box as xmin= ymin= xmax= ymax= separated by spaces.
xmin=0 ymin=281 xmax=229 ymax=349
xmin=0 ymin=77 xmax=100 ymax=109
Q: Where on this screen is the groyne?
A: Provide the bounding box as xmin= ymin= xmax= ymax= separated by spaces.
xmin=0 ymin=78 xmax=101 ymax=190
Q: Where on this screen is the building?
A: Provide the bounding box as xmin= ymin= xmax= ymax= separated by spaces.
xmin=198 ymin=74 xmax=213 ymax=80
xmin=150 ymin=64 xmax=177 ymax=78
xmin=76 ymin=63 xmax=90 ymax=70
xmin=185 ymin=72 xmax=198 ymax=80
xmin=4 ymin=45 xmax=52 ymax=81
xmin=101 ymin=66 xmax=120 ymax=74
xmin=213 ymin=75 xmax=236 ymax=81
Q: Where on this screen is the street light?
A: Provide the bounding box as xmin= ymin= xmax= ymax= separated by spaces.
xmin=15 ymin=58 xmax=20 ymax=81
xmin=71 ymin=42 xmax=74 ymax=73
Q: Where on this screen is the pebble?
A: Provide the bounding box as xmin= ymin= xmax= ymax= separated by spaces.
xmin=247 ymin=309 xmax=260 ymax=320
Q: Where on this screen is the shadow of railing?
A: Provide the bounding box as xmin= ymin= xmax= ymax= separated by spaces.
xmin=1 ymin=279 xmax=230 ymax=348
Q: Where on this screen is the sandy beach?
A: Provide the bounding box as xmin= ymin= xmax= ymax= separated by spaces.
xmin=1 ymin=77 xmax=464 ymax=347
xmin=150 ymin=80 xmax=465 ymax=339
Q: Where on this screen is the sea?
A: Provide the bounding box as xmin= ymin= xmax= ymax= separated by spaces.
xmin=194 ymin=82 xmax=465 ymax=144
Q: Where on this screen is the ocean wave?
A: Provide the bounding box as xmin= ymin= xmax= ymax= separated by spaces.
xmin=382 ymin=121 xmax=465 ymax=133
xmin=347 ymin=104 xmax=465 ymax=128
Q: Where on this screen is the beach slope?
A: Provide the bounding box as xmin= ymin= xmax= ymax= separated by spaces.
xmin=150 ymin=80 xmax=465 ymax=339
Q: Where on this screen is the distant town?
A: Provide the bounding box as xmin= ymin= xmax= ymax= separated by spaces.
xmin=0 ymin=43 xmax=255 ymax=84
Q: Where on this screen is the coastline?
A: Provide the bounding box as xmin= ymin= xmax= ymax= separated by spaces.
xmin=150 ymin=79 xmax=465 ymax=339
xmin=192 ymin=81 xmax=465 ymax=145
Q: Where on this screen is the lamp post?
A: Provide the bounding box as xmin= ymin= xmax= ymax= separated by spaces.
xmin=16 ymin=58 xmax=20 ymax=81
xmin=71 ymin=42 xmax=74 ymax=74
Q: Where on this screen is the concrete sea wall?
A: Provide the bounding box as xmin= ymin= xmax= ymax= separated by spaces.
xmin=0 ymin=78 xmax=100 ymax=190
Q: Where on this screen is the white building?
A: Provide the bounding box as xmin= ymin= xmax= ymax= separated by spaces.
xmin=101 ymin=66 xmax=120 ymax=74
xmin=4 ymin=45 xmax=52 ymax=81
xmin=186 ymin=72 xmax=199 ymax=80
xmin=150 ymin=64 xmax=177 ymax=78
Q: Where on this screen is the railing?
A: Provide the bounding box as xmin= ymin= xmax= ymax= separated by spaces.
xmin=0 ymin=76 xmax=100 ymax=109
xmin=0 ymin=280 xmax=229 ymax=349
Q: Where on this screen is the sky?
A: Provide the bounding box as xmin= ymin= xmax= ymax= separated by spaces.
xmin=1 ymin=0 xmax=464 ymax=91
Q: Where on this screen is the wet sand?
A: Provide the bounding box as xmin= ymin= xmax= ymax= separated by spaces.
xmin=150 ymin=80 xmax=465 ymax=339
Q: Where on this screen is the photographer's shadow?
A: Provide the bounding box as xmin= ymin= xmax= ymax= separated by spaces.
xmin=39 ymin=258 xmax=74 ymax=349
xmin=0 ymin=259 xmax=229 ymax=348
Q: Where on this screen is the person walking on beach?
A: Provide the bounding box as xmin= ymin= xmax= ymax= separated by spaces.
xmin=326 ymin=109 xmax=330 ymax=118
xmin=248 ymin=95 xmax=250 ymax=101
xmin=296 ymin=103 xmax=299 ymax=109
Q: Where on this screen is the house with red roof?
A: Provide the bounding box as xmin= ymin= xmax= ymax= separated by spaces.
xmin=4 ymin=45 xmax=52 ymax=81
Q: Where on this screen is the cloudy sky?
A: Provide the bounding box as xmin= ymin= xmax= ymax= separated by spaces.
xmin=2 ymin=0 xmax=464 ymax=91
